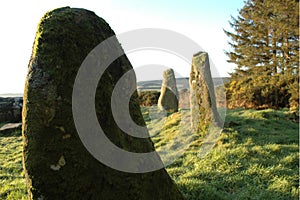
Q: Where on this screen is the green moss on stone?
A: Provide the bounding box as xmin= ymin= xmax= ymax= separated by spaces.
xmin=23 ymin=7 xmax=184 ymax=200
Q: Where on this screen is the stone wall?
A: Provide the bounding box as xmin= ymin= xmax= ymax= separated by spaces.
xmin=0 ymin=97 xmax=22 ymax=123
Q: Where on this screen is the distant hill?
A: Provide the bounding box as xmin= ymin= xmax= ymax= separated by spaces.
xmin=0 ymin=93 xmax=23 ymax=98
xmin=0 ymin=77 xmax=229 ymax=96
xmin=137 ymin=77 xmax=228 ymax=91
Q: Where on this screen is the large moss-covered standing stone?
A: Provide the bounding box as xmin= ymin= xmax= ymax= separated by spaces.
xmin=22 ymin=7 xmax=183 ymax=200
xmin=189 ymin=52 xmax=221 ymax=132
xmin=158 ymin=68 xmax=178 ymax=112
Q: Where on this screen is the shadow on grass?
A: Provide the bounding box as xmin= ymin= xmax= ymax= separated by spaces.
xmin=224 ymin=109 xmax=299 ymax=145
xmin=165 ymin=109 xmax=299 ymax=200
xmin=0 ymin=128 xmax=22 ymax=138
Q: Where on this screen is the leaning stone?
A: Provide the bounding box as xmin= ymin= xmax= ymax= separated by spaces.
xmin=22 ymin=7 xmax=183 ymax=200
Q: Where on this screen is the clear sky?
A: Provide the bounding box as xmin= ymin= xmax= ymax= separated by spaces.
xmin=0 ymin=0 xmax=244 ymax=94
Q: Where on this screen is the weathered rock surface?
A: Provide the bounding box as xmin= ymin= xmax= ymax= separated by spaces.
xmin=158 ymin=68 xmax=179 ymax=112
xmin=22 ymin=7 xmax=183 ymax=200
xmin=189 ymin=52 xmax=222 ymax=132
xmin=0 ymin=97 xmax=22 ymax=123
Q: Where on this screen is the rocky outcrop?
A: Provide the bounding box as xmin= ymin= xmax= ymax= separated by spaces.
xmin=189 ymin=52 xmax=222 ymax=132
xmin=22 ymin=7 xmax=183 ymax=200
xmin=0 ymin=97 xmax=22 ymax=123
xmin=158 ymin=68 xmax=178 ymax=112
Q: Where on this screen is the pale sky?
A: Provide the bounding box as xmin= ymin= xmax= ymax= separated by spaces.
xmin=0 ymin=0 xmax=244 ymax=94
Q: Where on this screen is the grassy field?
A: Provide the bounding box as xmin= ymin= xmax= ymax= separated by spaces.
xmin=0 ymin=129 xmax=26 ymax=200
xmin=0 ymin=109 xmax=298 ymax=199
xmin=143 ymin=108 xmax=299 ymax=200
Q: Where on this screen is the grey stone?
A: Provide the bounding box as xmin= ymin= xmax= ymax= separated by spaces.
xmin=189 ymin=52 xmax=222 ymax=132
xmin=178 ymin=89 xmax=190 ymax=110
xmin=158 ymin=68 xmax=178 ymax=112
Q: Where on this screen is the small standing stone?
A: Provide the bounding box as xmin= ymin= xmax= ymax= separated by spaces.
xmin=158 ymin=68 xmax=179 ymax=112
xmin=178 ymin=89 xmax=190 ymax=110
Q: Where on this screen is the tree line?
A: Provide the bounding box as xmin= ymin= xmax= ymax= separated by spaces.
xmin=224 ymin=0 xmax=299 ymax=111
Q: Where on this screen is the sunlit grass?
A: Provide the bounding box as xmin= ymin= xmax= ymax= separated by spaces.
xmin=0 ymin=130 xmax=27 ymax=199
xmin=0 ymin=109 xmax=298 ymax=199
xmin=143 ymin=108 xmax=299 ymax=200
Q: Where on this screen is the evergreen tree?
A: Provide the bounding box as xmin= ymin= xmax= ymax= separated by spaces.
xmin=224 ymin=0 xmax=299 ymax=109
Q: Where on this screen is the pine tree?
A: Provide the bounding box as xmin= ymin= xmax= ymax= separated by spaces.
xmin=224 ymin=0 xmax=299 ymax=109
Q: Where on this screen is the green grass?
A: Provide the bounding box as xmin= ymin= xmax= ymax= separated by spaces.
xmin=0 ymin=109 xmax=298 ymax=199
xmin=0 ymin=130 xmax=27 ymax=200
xmin=143 ymin=108 xmax=299 ymax=200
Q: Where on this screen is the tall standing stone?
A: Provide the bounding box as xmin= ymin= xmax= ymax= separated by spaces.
xmin=158 ymin=68 xmax=178 ymax=112
xmin=22 ymin=7 xmax=183 ymax=200
xmin=189 ymin=52 xmax=222 ymax=132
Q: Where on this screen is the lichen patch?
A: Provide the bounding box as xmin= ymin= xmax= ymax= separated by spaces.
xmin=50 ymin=164 xmax=60 ymax=171
xmin=50 ymin=155 xmax=66 ymax=171
xmin=58 ymin=155 xmax=66 ymax=166
xmin=62 ymin=134 xmax=71 ymax=139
